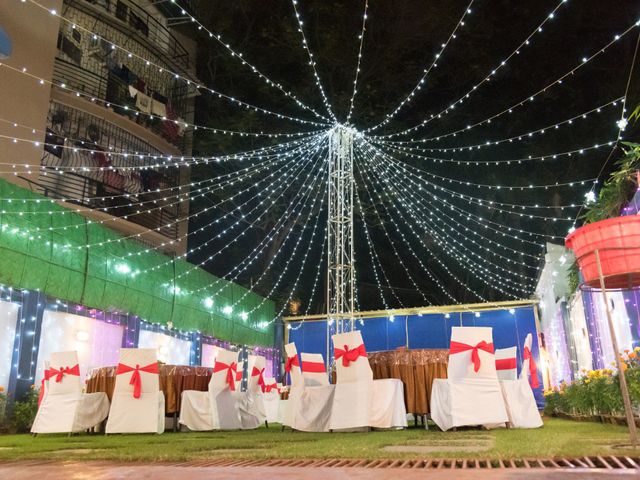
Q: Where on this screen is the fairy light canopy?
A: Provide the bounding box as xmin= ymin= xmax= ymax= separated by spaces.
xmin=2 ymin=0 xmax=640 ymax=323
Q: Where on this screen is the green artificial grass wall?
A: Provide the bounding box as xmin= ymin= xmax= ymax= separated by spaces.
xmin=0 ymin=178 xmax=275 ymax=346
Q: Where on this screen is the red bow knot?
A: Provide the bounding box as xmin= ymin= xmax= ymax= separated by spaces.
xmin=213 ymin=360 xmax=237 ymax=391
xmin=252 ymin=367 xmax=266 ymax=392
xmin=284 ymin=355 xmax=299 ymax=373
xmin=334 ymin=343 xmax=367 ymax=367
xmin=116 ymin=361 xmax=159 ymax=399
xmin=38 ymin=368 xmax=57 ymax=406
xmin=450 ymin=340 xmax=494 ymax=373
xmin=523 ymin=346 xmax=539 ymax=388
xmin=265 ymin=382 xmax=279 ymax=393
xmin=50 ymin=364 xmax=80 ymax=383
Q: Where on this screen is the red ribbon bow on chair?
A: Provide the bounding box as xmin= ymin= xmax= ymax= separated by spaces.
xmin=49 ymin=364 xmax=80 ymax=383
xmin=264 ymin=382 xmax=279 ymax=393
xmin=334 ymin=343 xmax=367 ymax=367
xmin=213 ymin=360 xmax=237 ymax=391
xmin=38 ymin=368 xmax=57 ymax=406
xmin=116 ymin=362 xmax=159 ymax=399
xmin=252 ymin=367 xmax=266 ymax=392
xmin=523 ymin=346 xmax=539 ymax=388
xmin=284 ymin=355 xmax=299 ymax=373
xmin=450 ymin=341 xmax=494 ymax=373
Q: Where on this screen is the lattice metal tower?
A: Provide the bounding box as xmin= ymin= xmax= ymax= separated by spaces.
xmin=327 ymin=125 xmax=356 ymax=332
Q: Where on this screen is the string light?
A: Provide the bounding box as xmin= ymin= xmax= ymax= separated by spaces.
xmin=345 ymin=0 xmax=369 ymax=123
xmin=24 ymin=0 xmax=330 ymax=127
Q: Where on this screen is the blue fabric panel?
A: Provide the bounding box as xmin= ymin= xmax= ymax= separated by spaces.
xmin=407 ymin=314 xmax=448 ymax=348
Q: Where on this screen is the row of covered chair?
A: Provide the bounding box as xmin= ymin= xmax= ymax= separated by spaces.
xmin=32 ymin=348 xmax=164 ymax=434
xmin=32 ymin=347 xmax=277 ymax=434
xmin=281 ymin=331 xmax=408 ymax=432
xmin=430 ymin=327 xmax=543 ymax=430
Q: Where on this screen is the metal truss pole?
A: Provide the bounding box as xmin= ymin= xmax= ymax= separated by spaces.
xmin=327 ymin=125 xmax=355 ymax=334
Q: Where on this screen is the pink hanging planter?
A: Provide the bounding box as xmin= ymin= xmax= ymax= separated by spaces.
xmin=565 ymin=215 xmax=640 ymax=289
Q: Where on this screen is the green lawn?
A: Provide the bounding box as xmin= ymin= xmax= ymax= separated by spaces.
xmin=0 ymin=418 xmax=636 ymax=463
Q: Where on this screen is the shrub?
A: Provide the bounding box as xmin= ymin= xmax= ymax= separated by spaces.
xmin=11 ymin=388 xmax=39 ymax=433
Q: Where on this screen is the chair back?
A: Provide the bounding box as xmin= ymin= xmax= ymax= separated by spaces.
xmin=332 ymin=331 xmax=372 ymax=383
xmin=284 ymin=342 xmax=303 ymax=387
xmin=248 ymin=355 xmax=266 ymax=393
xmin=113 ymin=348 xmax=159 ymax=397
xmin=448 ymin=327 xmax=497 ymax=380
xmin=301 ymin=352 xmax=329 ymax=386
xmin=211 ymin=348 xmax=239 ymax=391
xmin=46 ymin=351 xmax=81 ymax=395
xmin=519 ymin=333 xmax=540 ymax=388
xmin=262 ymin=376 xmax=279 ymax=394
xmin=495 ymin=346 xmax=517 ymax=381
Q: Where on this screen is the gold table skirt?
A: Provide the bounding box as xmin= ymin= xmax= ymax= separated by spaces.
xmin=368 ymin=349 xmax=448 ymax=415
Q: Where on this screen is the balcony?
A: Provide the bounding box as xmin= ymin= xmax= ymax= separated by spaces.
xmin=22 ymin=102 xmax=184 ymax=240
xmin=71 ymin=0 xmax=191 ymax=72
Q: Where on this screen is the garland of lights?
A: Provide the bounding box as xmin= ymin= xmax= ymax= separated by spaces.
xmin=345 ymin=0 xmax=369 ymax=123
xmin=360 ymin=148 xmax=535 ymax=297
xmin=26 ymin=0 xmax=331 ymax=127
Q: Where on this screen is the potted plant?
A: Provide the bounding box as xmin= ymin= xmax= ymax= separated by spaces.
xmin=566 ymin=143 xmax=640 ymax=289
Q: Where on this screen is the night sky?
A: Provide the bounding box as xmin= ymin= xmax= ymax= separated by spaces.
xmin=181 ymin=0 xmax=640 ymax=314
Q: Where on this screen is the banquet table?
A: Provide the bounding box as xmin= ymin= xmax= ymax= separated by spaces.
xmin=86 ymin=364 xmax=212 ymax=415
xmin=367 ymin=349 xmax=448 ymax=415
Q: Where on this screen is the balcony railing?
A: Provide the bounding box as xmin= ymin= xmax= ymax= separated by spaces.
xmin=73 ymin=0 xmax=191 ymax=71
xmin=21 ymin=102 xmax=184 ymax=240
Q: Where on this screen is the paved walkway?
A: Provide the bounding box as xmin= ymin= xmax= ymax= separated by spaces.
xmin=0 ymin=462 xmax=639 ymax=479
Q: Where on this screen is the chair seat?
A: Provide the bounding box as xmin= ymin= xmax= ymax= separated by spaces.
xmin=292 ymin=385 xmax=335 ymax=432
xmin=430 ymin=378 xmax=509 ymax=431
xmin=263 ymin=392 xmax=280 ymax=423
xmin=179 ymin=390 xmax=214 ymax=431
xmin=500 ymin=379 xmax=543 ymax=429
xmin=329 ymin=380 xmax=373 ymax=431
xmin=106 ymin=391 xmax=165 ymax=434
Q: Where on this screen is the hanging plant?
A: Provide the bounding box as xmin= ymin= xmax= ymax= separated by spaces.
xmin=581 ymin=142 xmax=640 ymax=224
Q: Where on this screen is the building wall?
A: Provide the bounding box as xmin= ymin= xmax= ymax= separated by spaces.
xmin=0 ymin=0 xmax=62 ymax=187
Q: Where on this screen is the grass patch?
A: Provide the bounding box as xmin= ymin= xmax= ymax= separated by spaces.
xmin=0 ymin=418 xmax=636 ymax=462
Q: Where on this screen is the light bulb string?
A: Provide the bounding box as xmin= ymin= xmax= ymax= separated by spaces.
xmin=25 ymin=0 xmax=330 ymax=127
xmin=345 ymin=0 xmax=370 ymax=123
xmin=363 ymin=152 xmax=532 ymax=299
xmin=0 ymin=61 xmax=325 ymax=139
xmin=364 ymin=0 xmax=474 ymax=132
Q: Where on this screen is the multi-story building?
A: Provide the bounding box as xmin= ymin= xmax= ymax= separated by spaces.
xmin=0 ymin=0 xmax=199 ymax=255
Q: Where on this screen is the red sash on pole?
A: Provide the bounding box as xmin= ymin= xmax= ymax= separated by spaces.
xmin=449 ymin=341 xmax=494 ymax=372
xmin=334 ymin=343 xmax=367 ymax=367
xmin=252 ymin=367 xmax=265 ymax=392
xmin=284 ymin=355 xmax=299 ymax=373
xmin=523 ymin=346 xmax=539 ymax=388
xmin=213 ymin=360 xmax=237 ymax=391
xmin=301 ymin=361 xmax=326 ymax=373
xmin=116 ymin=362 xmax=159 ymax=399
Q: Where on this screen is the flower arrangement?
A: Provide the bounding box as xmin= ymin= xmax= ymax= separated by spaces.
xmin=544 ymin=347 xmax=640 ymax=420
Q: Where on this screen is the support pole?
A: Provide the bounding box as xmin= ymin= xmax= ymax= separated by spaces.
xmin=595 ymin=249 xmax=638 ymax=444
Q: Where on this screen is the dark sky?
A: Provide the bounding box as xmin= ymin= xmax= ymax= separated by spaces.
xmin=182 ymin=0 xmax=640 ymax=314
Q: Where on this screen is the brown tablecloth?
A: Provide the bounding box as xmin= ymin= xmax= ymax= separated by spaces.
xmin=368 ymin=349 xmax=448 ymax=415
xmin=85 ymin=365 xmax=212 ymax=414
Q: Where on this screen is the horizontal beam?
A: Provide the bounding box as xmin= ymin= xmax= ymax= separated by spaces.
xmin=283 ymin=299 xmax=538 ymax=322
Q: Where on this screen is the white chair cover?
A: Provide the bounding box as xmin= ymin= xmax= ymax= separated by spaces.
xmin=500 ymin=334 xmax=543 ymax=429
xmin=282 ymin=342 xmax=303 ymax=428
xmin=237 ymin=355 xmax=267 ymax=429
xmin=495 ymin=347 xmax=517 ymax=381
xmin=105 ymin=348 xmax=165 ymax=434
xmin=520 ymin=333 xmax=540 ymax=390
xmin=329 ymin=331 xmax=373 ymax=430
xmin=179 ymin=347 xmax=242 ymax=431
xmin=431 ymin=327 xmax=508 ymax=431
xmin=301 ymin=353 xmax=329 ymax=386
xmin=370 ymin=378 xmax=408 ymax=429
xmin=31 ymin=351 xmax=109 ymax=433
xmin=262 ymin=377 xmax=281 ymax=423
xmin=235 ymin=361 xmax=244 ymax=391
xmin=292 ymin=352 xmax=334 ymax=432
